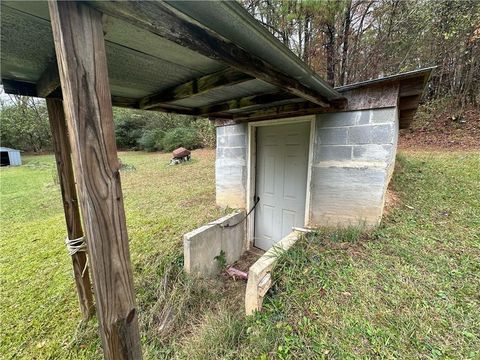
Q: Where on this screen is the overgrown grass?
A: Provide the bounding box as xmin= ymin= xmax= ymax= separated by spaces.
xmin=1 ymin=150 xmax=479 ymax=359
xmin=0 ymin=150 xmax=229 ymax=359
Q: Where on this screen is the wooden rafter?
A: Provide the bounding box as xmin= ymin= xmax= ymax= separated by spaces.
xmin=225 ymin=101 xmax=323 ymax=122
xmin=197 ymin=92 xmax=300 ymax=117
xmin=140 ymin=68 xmax=253 ymax=109
xmin=2 ymin=79 xmax=38 ymax=97
xmin=399 ymin=94 xmax=422 ymax=110
xmin=36 ymin=60 xmax=61 ymax=97
xmin=88 ymin=1 xmax=333 ymax=107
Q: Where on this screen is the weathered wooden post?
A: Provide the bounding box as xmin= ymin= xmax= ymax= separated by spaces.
xmin=46 ymin=97 xmax=94 ymax=319
xmin=48 ymin=1 xmax=142 ymax=359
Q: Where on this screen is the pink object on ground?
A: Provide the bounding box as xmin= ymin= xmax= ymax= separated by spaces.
xmin=226 ymin=267 xmax=248 ymax=280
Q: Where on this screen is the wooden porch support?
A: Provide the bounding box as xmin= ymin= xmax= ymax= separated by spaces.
xmin=46 ymin=98 xmax=94 ymax=320
xmin=48 ymin=1 xmax=142 ymax=359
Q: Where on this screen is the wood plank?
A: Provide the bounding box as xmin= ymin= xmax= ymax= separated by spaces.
xmin=37 ymin=60 xmax=61 ymax=97
xmin=88 ymin=1 xmax=332 ymax=107
xmin=46 ymin=98 xmax=94 ymax=320
xmin=229 ymin=102 xmax=323 ymax=122
xmin=140 ymin=68 xmax=252 ymax=109
xmin=197 ymin=92 xmax=299 ymax=116
xmin=2 ymin=79 xmax=38 ymax=97
xmin=399 ymin=95 xmax=421 ymax=111
xmin=399 ymin=78 xmax=425 ymax=97
xmin=48 ymin=2 xmax=142 ymax=359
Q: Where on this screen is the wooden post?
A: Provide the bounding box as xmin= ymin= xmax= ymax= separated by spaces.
xmin=46 ymin=98 xmax=94 ymax=320
xmin=48 ymin=1 xmax=142 ymax=359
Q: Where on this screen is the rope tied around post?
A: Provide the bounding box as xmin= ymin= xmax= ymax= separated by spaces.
xmin=65 ymin=236 xmax=89 ymax=277
xmin=65 ymin=235 xmax=87 ymax=256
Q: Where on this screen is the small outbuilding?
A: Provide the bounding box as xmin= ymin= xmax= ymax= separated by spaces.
xmin=0 ymin=147 xmax=21 ymax=166
xmin=0 ymin=0 xmax=433 ymax=356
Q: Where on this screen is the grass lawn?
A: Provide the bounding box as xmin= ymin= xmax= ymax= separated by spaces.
xmin=1 ymin=149 xmax=479 ymax=359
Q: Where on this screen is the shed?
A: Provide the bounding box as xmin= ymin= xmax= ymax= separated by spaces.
xmin=0 ymin=1 xmax=432 ymax=357
xmin=0 ymin=147 xmax=21 ymax=166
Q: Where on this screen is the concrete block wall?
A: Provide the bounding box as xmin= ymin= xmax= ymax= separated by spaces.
xmin=216 ymin=123 xmax=248 ymax=208
xmin=310 ymin=107 xmax=399 ymax=227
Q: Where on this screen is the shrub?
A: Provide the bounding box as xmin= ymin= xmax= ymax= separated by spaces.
xmin=114 ymin=113 xmax=146 ymax=149
xmin=137 ymin=129 xmax=163 ymax=152
xmin=0 ymin=97 xmax=52 ymax=152
xmin=160 ymin=127 xmax=201 ymax=152
xmin=192 ymin=118 xmax=216 ymax=148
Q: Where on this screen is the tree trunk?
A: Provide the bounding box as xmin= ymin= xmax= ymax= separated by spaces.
xmin=340 ymin=1 xmax=352 ymax=86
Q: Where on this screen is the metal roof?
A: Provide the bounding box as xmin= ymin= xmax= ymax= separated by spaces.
xmin=0 ymin=0 xmax=344 ymax=120
xmin=0 ymin=147 xmax=20 ymax=152
xmin=335 ymin=67 xmax=435 ymax=92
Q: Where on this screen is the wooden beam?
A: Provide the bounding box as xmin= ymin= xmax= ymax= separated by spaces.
xmin=46 ymin=98 xmax=94 ymax=320
xmin=48 ymin=2 xmax=142 ymax=359
xmin=88 ymin=1 xmax=332 ymax=107
xmin=111 ymin=96 xmax=140 ymax=108
xmin=140 ymin=68 xmax=253 ymax=109
xmin=399 ymin=95 xmax=421 ymax=111
xmin=2 ymin=79 xmax=38 ymax=97
xmin=231 ymin=101 xmax=323 ymax=122
xmin=197 ymin=92 xmax=300 ymax=116
xmin=399 ymin=78 xmax=425 ymax=97
xmin=37 ymin=60 xmax=61 ymax=97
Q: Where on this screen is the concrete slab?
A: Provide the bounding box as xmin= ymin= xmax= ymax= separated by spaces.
xmin=184 ymin=211 xmax=246 ymax=277
xmin=245 ymin=231 xmax=301 ymax=315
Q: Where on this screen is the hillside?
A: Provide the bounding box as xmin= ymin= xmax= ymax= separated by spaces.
xmin=400 ymin=99 xmax=480 ymax=150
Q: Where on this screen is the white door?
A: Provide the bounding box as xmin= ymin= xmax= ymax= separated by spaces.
xmin=254 ymin=122 xmax=310 ymax=251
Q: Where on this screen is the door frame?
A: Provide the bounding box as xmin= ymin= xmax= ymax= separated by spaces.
xmin=246 ymin=115 xmax=316 ymax=249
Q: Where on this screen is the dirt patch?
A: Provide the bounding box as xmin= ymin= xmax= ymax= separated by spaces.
xmin=399 ymin=103 xmax=480 ymax=150
xmin=383 ymin=188 xmax=400 ymax=217
xmin=224 ymin=248 xmax=264 ymax=275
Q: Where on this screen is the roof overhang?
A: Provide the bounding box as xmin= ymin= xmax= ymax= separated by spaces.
xmin=212 ymin=67 xmax=434 ymax=126
xmin=1 ymin=0 xmax=344 ymax=120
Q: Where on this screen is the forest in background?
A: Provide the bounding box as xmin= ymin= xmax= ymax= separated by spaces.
xmin=242 ymin=0 xmax=479 ymax=103
xmin=1 ymin=0 xmax=478 ymax=152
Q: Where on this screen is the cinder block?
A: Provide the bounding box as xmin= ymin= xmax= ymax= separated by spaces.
xmin=226 ymin=134 xmax=246 ymax=148
xmin=315 ymin=145 xmax=352 ymax=161
xmin=353 ymin=144 xmax=394 ymax=162
xmin=217 ymin=135 xmax=228 ymax=148
xmin=224 ymin=123 xmax=247 ymax=135
xmin=216 ymin=126 xmax=226 ymax=136
xmin=348 ymin=124 xmax=393 ymax=145
xmin=348 ymin=126 xmax=371 ymax=144
xmin=371 ymin=124 xmax=393 ymax=144
xmin=309 ymin=166 xmax=387 ymax=227
xmin=318 ymin=127 xmax=348 ymax=145
xmin=370 ymin=108 xmax=396 ymax=124
xmin=317 ymin=112 xmax=356 ymax=128
xmin=357 ymin=110 xmax=372 ymax=125
xmin=215 ymin=162 xmax=246 ymax=177
xmin=223 ymin=147 xmax=246 ymax=159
